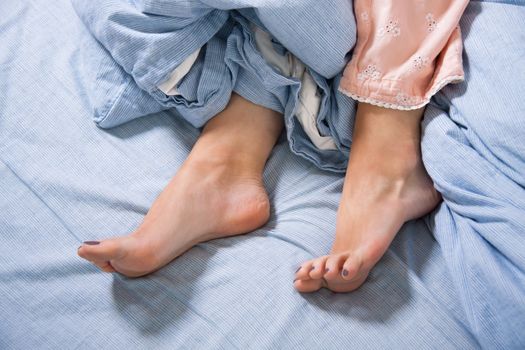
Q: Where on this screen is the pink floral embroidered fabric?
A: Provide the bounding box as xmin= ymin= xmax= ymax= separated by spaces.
xmin=340 ymin=0 xmax=469 ymax=110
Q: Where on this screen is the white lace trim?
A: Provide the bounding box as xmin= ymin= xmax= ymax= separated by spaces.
xmin=339 ymin=75 xmax=464 ymax=111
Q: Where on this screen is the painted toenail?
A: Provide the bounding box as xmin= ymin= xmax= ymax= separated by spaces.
xmin=342 ymin=269 xmax=349 ymax=277
xmin=310 ymin=266 xmax=315 ymax=271
xmin=295 ymin=266 xmax=301 ymax=273
xmin=83 ymin=241 xmax=100 ymax=245
xmin=325 ymin=268 xmax=330 ymax=273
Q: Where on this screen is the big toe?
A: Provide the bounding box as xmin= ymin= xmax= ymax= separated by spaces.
xmin=78 ymin=238 xmax=127 ymax=263
xmin=325 ymin=273 xmax=369 ymax=293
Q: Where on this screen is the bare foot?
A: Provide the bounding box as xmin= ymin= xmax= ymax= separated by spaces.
xmin=294 ymin=104 xmax=441 ymax=292
xmin=78 ymin=156 xmax=269 ymax=277
xmin=78 ymin=94 xmax=283 ymax=277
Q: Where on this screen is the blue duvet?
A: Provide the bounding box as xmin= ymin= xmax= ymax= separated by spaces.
xmin=0 ymin=0 xmax=524 ymax=349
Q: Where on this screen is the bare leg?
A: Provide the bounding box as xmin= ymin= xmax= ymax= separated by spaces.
xmin=78 ymin=94 xmax=283 ymax=277
xmin=294 ymin=103 xmax=441 ymax=292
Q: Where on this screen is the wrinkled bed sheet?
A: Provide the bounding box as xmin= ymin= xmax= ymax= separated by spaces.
xmin=0 ymin=0 xmax=524 ymax=349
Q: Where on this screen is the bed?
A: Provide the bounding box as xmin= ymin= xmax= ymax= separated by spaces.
xmin=1 ymin=1 xmax=524 ymax=349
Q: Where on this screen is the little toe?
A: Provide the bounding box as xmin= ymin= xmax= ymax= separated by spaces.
xmin=294 ymin=277 xmax=323 ymax=293
xmin=309 ymin=256 xmax=329 ymax=279
xmin=295 ymin=260 xmax=315 ymax=280
xmin=341 ymin=255 xmax=362 ymax=281
xmin=78 ymin=238 xmax=127 ymax=263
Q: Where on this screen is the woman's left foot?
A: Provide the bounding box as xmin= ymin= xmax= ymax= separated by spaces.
xmin=294 ymin=104 xmax=441 ymax=293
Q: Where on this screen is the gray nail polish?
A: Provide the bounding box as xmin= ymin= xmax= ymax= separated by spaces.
xmin=310 ymin=266 xmax=315 ymax=271
xmin=342 ymin=269 xmax=349 ymax=277
xmin=325 ymin=268 xmax=330 ymax=273
xmin=295 ymin=266 xmax=301 ymax=273
xmin=83 ymin=241 xmax=100 ymax=245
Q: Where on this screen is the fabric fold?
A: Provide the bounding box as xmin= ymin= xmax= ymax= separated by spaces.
xmin=72 ymin=0 xmax=357 ymax=171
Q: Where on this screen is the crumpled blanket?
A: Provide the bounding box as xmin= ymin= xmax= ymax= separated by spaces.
xmin=72 ymin=1 xmax=525 ymax=348
xmin=72 ymin=0 xmax=358 ymax=172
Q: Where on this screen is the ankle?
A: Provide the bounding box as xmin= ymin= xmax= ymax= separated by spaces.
xmin=349 ymin=140 xmax=422 ymax=179
xmin=186 ymin=146 xmax=264 ymax=180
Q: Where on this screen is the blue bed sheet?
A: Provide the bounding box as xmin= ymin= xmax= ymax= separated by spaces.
xmin=0 ymin=1 xmax=523 ymax=349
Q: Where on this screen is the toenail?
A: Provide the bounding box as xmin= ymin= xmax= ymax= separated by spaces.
xmin=310 ymin=266 xmax=315 ymax=271
xmin=342 ymin=269 xmax=349 ymax=277
xmin=295 ymin=266 xmax=301 ymax=273
xmin=325 ymin=268 xmax=330 ymax=273
xmin=83 ymin=241 xmax=100 ymax=245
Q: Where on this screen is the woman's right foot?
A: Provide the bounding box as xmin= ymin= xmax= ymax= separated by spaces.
xmin=78 ymin=94 xmax=283 ymax=277
xmin=78 ymin=154 xmax=270 ymax=277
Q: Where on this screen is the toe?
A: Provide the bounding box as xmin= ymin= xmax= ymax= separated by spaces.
xmin=78 ymin=238 xmax=127 ymax=263
xmin=309 ymin=256 xmax=329 ymax=279
xmin=295 ymin=260 xmax=315 ymax=280
xmin=294 ymin=278 xmax=323 ymax=293
xmin=341 ymin=255 xmax=362 ymax=281
xmin=323 ymin=254 xmax=348 ymax=280
xmin=93 ymin=261 xmax=116 ymax=273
